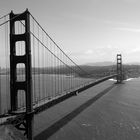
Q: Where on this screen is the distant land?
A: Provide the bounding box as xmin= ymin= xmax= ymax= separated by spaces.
xmin=126 ymin=62 xmax=140 ymax=65
xmin=84 ymin=61 xmax=140 ymax=66
xmin=79 ymin=64 xmax=140 ymax=79
xmin=1 ymin=63 xmax=140 ymax=79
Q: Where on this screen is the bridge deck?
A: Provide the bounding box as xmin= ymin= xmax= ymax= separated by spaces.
xmin=34 ymin=78 xmax=140 ymax=140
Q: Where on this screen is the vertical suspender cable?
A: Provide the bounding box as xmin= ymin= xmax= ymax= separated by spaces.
xmin=5 ymin=16 xmax=9 ymax=112
xmin=37 ymin=24 xmax=41 ymax=101
xmin=32 ymin=17 xmax=36 ymax=104
xmin=0 ymin=67 xmax=1 ymax=115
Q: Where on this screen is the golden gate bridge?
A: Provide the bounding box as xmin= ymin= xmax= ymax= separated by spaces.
xmin=0 ymin=9 xmax=123 ymax=139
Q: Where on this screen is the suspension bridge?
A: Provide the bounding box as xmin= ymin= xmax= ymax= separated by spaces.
xmin=0 ymin=9 xmax=135 ymax=140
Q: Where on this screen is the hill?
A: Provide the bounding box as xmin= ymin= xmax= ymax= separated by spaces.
xmin=1 ymin=64 xmax=140 ymax=79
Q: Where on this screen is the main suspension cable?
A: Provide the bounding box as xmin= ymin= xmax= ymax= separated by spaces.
xmin=29 ymin=12 xmax=90 ymax=76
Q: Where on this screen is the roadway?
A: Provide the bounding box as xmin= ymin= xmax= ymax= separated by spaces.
xmin=34 ymin=78 xmax=140 ymax=140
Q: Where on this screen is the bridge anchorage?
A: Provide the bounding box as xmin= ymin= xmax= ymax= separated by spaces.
xmin=0 ymin=9 xmax=124 ymax=140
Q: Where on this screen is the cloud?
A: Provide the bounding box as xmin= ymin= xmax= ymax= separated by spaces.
xmin=85 ymin=49 xmax=93 ymax=54
xmin=127 ymin=47 xmax=140 ymax=54
xmin=115 ymin=27 xmax=140 ymax=33
xmin=131 ymin=48 xmax=140 ymax=53
xmin=123 ymin=0 xmax=139 ymax=3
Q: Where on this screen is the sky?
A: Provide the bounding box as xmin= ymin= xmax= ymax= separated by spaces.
xmin=1 ymin=0 xmax=140 ymax=64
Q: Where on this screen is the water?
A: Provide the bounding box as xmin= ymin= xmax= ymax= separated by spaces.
xmin=34 ymin=78 xmax=140 ymax=140
xmin=0 ymin=74 xmax=93 ymax=114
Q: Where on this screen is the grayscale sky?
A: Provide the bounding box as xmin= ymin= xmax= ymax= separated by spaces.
xmin=1 ymin=0 xmax=140 ymax=64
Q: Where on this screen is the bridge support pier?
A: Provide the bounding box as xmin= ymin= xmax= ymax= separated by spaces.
xmin=116 ymin=54 xmax=123 ymax=84
xmin=10 ymin=9 xmax=33 ymax=140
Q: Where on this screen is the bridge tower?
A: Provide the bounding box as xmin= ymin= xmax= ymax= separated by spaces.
xmin=10 ymin=9 xmax=33 ymax=139
xmin=116 ymin=54 xmax=123 ymax=83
